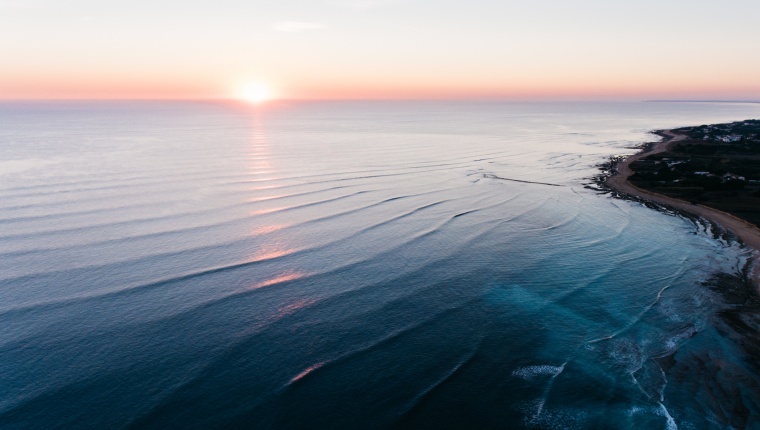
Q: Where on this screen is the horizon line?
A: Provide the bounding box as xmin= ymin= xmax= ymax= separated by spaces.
xmin=2 ymin=97 xmax=760 ymax=104
xmin=645 ymin=99 xmax=760 ymax=104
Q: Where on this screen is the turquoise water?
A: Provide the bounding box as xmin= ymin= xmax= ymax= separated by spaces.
xmin=1 ymin=101 xmax=759 ymax=429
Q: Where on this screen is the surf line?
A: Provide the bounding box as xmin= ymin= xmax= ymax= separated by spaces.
xmin=483 ymin=173 xmax=564 ymax=187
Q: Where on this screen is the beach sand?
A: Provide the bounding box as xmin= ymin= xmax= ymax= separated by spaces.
xmin=605 ymin=130 xmax=760 ymax=288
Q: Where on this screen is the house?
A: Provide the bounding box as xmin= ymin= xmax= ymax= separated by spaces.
xmin=722 ymin=173 xmax=746 ymax=182
xmin=719 ymin=135 xmax=742 ymax=143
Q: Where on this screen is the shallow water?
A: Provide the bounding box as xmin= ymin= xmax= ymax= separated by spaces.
xmin=1 ymin=100 xmax=759 ymax=429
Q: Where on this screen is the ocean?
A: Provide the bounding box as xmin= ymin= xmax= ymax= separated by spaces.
xmin=1 ymin=100 xmax=759 ymax=429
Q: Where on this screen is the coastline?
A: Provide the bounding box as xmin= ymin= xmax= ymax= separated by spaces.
xmin=604 ymin=129 xmax=760 ymax=288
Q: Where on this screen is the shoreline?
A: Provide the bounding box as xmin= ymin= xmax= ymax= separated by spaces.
xmin=604 ymin=129 xmax=760 ymax=288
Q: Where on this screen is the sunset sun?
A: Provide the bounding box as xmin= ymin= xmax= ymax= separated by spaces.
xmin=239 ymin=82 xmax=274 ymax=103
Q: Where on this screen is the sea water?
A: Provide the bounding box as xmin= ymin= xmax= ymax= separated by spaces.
xmin=1 ymin=101 xmax=759 ymax=429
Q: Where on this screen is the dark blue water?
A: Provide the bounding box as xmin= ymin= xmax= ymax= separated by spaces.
xmin=1 ymin=101 xmax=759 ymax=429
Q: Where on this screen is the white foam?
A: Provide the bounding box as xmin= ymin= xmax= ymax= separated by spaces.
xmin=658 ymin=403 xmax=678 ymax=430
xmin=521 ymin=404 xmax=589 ymax=429
xmin=627 ymin=403 xmax=678 ymax=429
xmin=608 ymin=339 xmax=644 ymax=372
xmin=663 ymin=325 xmax=697 ymax=354
xmin=512 ymin=364 xmax=565 ymax=381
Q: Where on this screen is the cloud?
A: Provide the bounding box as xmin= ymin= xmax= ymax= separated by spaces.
xmin=273 ymin=21 xmax=326 ymax=33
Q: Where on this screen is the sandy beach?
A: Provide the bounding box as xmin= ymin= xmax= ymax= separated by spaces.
xmin=606 ymin=130 xmax=760 ymax=288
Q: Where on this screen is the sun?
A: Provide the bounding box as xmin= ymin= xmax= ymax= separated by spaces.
xmin=239 ymin=82 xmax=274 ymax=104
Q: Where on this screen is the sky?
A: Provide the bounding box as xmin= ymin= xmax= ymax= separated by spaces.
xmin=2 ymin=0 xmax=760 ymax=100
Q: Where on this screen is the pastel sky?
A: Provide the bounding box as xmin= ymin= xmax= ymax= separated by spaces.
xmin=2 ymin=0 xmax=760 ymax=100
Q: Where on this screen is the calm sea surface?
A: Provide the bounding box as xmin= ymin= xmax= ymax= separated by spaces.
xmin=1 ymin=101 xmax=760 ymax=429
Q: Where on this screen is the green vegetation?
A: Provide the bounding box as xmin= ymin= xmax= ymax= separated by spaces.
xmin=629 ymin=120 xmax=760 ymax=227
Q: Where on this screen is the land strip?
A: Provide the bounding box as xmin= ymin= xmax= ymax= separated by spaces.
xmin=605 ymin=128 xmax=760 ymax=287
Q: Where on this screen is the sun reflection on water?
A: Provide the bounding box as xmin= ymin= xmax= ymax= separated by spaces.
xmin=246 ymin=112 xmax=305 ymax=295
